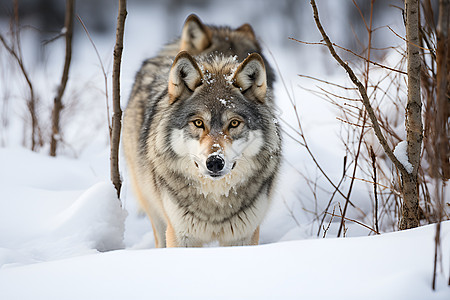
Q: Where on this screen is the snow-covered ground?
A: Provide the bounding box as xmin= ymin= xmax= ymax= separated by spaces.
xmin=0 ymin=146 xmax=449 ymax=299
xmin=1 ymin=1 xmax=449 ymax=299
xmin=0 ymin=221 xmax=448 ymax=300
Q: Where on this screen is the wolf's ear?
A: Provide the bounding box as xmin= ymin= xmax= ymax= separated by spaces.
xmin=168 ymin=51 xmax=203 ymax=104
xmin=235 ymin=23 xmax=256 ymax=40
xmin=232 ymin=53 xmax=267 ymax=103
xmin=180 ymin=14 xmax=212 ymax=54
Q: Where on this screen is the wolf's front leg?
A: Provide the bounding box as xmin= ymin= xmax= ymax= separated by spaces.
xmin=166 ymin=222 xmax=203 ymax=247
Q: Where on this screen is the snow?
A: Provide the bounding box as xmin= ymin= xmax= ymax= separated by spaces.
xmin=0 ymin=148 xmax=126 ymax=266
xmin=0 ymin=1 xmax=449 ymax=299
xmin=394 ymin=141 xmax=414 ymax=173
xmin=0 ymin=218 xmax=449 ymax=299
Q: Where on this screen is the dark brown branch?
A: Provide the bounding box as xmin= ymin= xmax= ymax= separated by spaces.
xmin=110 ymin=0 xmax=127 ymax=198
xmin=50 ymin=0 xmax=74 ymax=156
xmin=370 ymin=146 xmax=380 ymax=233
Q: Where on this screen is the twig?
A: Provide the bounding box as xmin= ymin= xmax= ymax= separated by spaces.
xmin=289 ymin=37 xmax=407 ymax=75
xmin=297 ymin=74 xmax=357 ymax=90
xmin=387 ymin=25 xmax=433 ymax=52
xmin=322 ymin=205 xmax=336 ymax=238
xmin=336 ymin=117 xmax=370 ymax=128
xmin=283 ymin=198 xmax=301 ymax=228
xmin=77 ymin=15 xmax=111 ymax=137
xmin=337 ymin=203 xmax=348 ymax=237
xmin=317 ymin=156 xmax=347 ymax=237
xmin=348 ymin=175 xmax=402 ymax=196
xmin=324 ymin=210 xmax=380 ymax=235
xmin=110 ymin=0 xmax=127 ymax=198
xmin=370 ymin=146 xmax=380 ymax=233
xmin=265 ymin=43 xmax=355 ymax=207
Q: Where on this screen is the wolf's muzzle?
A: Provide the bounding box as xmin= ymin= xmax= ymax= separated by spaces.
xmin=206 ymin=155 xmax=225 ymax=174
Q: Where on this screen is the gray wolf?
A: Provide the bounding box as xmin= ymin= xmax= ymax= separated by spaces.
xmin=123 ymin=18 xmax=281 ymax=248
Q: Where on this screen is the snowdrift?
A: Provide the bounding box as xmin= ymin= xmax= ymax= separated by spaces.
xmin=0 ymin=221 xmax=449 ymax=300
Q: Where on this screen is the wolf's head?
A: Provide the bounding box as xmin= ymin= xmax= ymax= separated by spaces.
xmin=166 ymin=51 xmax=277 ymax=192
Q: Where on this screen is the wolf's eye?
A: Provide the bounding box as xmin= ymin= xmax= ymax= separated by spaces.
xmin=229 ymin=120 xmax=241 ymax=129
xmin=193 ymin=119 xmax=204 ymax=129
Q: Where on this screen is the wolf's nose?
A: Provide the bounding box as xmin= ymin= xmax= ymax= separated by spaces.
xmin=206 ymin=155 xmax=225 ymax=173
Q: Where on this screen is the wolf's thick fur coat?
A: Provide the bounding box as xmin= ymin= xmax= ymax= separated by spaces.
xmin=123 ymin=15 xmax=281 ymax=247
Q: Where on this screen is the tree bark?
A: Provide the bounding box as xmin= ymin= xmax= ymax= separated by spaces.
xmin=50 ymin=0 xmax=74 ymax=156
xmin=435 ymin=0 xmax=449 ymax=180
xmin=399 ymin=0 xmax=422 ymax=230
xmin=110 ymin=0 xmax=127 ymax=198
xmin=432 ymin=0 xmax=449 ymax=291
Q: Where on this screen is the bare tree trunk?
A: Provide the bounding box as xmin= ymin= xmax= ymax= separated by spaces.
xmin=399 ymin=0 xmax=422 ymax=230
xmin=50 ymin=0 xmax=74 ymax=156
xmin=111 ymin=0 xmax=127 ymax=198
xmin=435 ymin=0 xmax=449 ymax=180
xmin=432 ymin=0 xmax=449 ymax=290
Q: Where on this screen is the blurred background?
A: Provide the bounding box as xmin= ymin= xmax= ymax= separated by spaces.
xmin=0 ymin=0 xmax=410 ymax=153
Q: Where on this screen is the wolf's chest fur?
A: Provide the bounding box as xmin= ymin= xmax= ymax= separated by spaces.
xmin=162 ymin=179 xmax=271 ymax=243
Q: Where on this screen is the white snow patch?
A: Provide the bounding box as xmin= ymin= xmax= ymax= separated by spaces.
xmin=394 ymin=141 xmax=413 ymax=173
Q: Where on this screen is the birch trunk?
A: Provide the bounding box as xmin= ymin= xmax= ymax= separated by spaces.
xmin=399 ymin=0 xmax=422 ymax=230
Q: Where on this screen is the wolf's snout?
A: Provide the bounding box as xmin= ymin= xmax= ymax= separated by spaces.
xmin=206 ymin=155 xmax=225 ymax=173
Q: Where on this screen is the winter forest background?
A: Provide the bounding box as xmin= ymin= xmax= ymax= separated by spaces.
xmin=0 ymin=0 xmax=449 ymax=299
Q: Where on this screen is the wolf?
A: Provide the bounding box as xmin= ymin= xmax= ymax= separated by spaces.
xmin=123 ymin=18 xmax=281 ymax=248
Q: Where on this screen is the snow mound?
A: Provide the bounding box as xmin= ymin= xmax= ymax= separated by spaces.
xmin=0 ymin=182 xmax=126 ymax=267
xmin=0 ymin=150 xmax=127 ymax=268
xmin=49 ymin=181 xmax=127 ymax=253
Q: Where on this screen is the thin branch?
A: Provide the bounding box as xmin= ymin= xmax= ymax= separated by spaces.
xmin=265 ymin=43 xmax=355 ymax=207
xmin=289 ymin=37 xmax=407 ymax=75
xmin=110 ymin=0 xmax=127 ymax=198
xmin=297 ymin=74 xmax=358 ymax=90
xmin=77 ymin=15 xmax=111 ymax=136
xmin=387 ymin=25 xmax=434 ymax=52
xmin=309 ymin=0 xmax=409 ymax=176
xmin=370 ymin=146 xmax=380 ymax=233
xmin=324 ymin=210 xmax=380 ymax=235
